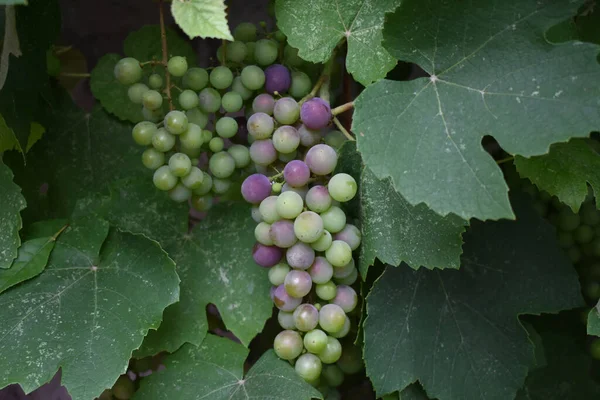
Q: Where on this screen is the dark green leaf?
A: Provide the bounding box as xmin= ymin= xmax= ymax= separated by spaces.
xmin=123 ymin=25 xmax=196 ymax=64
xmin=0 ymin=159 xmax=26 ymax=269
xmin=363 ymin=196 xmax=583 ymax=400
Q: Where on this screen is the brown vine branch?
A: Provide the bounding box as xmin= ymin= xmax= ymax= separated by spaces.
xmin=332 ymin=116 xmax=355 ymax=141
xmin=331 ymin=101 xmax=354 ymax=116
xmin=159 ymin=0 xmax=174 ymax=111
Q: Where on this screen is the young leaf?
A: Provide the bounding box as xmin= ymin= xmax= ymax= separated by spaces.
xmin=0 ymin=159 xmax=26 ymax=269
xmin=134 ymin=334 xmax=323 ymax=400
xmin=515 ymin=139 xmax=600 ymax=212
xmin=276 ymin=0 xmax=400 ymax=85
xmin=353 ymin=0 xmax=600 ymax=221
xmin=0 ymin=217 xmax=180 ymax=400
xmin=363 ymin=196 xmax=583 ymax=400
xmin=171 ymin=0 xmax=233 ymax=41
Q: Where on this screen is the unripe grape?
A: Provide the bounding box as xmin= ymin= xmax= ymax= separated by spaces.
xmin=283 ymin=160 xmax=310 ymax=188
xmin=328 ymin=173 xmax=357 ymax=202
xmin=186 ymin=108 xmax=209 ymax=129
xmin=114 ymin=57 xmax=142 ymax=85
xmin=304 ymin=329 xmax=328 ymax=354
xmin=259 ymin=195 xmax=280 ymax=223
xmin=209 ymin=152 xmax=236 ymax=178
xmin=181 ymin=166 xmax=205 ymax=189
xmin=330 ymin=315 xmax=350 ymax=339
xmin=128 ymin=83 xmax=149 ymax=104
xmin=232 ymin=76 xmax=254 ymax=100
xmin=167 ymin=56 xmax=188 ymax=77
xmin=318 ymin=304 xmax=346 ymax=334
xmin=132 ymin=121 xmax=157 ymax=146
xmin=148 ymin=73 xmax=163 ymax=89
xmin=183 ymin=67 xmax=208 ymax=90
xmin=247 ymin=112 xmax=275 ymax=139
xmin=293 ymin=303 xmax=319 ymax=331
xmin=308 ymin=257 xmax=334 ymax=284
xmin=192 ymin=172 xmax=213 ymax=196
xmin=210 ymin=66 xmax=234 ymax=89
xmin=331 ymin=285 xmax=357 ymax=313
xmin=142 ymin=148 xmax=165 ymax=170
xmin=294 ymin=211 xmax=325 ymax=244
xmin=226 ymin=41 xmax=248 ymax=63
xmin=251 ymin=206 xmax=262 ymax=223
xmin=306 ymin=185 xmax=332 ymax=213
xmin=152 ymin=128 xmax=176 ymax=152
xmin=337 ymin=345 xmax=363 ymax=374
xmin=272 ymin=283 xmax=302 ymax=311
xmin=265 ymin=64 xmax=291 ymax=94
xmin=250 ymin=139 xmax=277 ymax=166
xmin=276 ymin=191 xmax=303 ymax=219
xmin=274 ymin=330 xmax=303 ymax=360
xmin=209 ymin=137 xmax=224 ymax=153
xmin=252 ymin=93 xmax=275 ymax=115
xmin=179 ymin=123 xmax=203 ymax=149
xmin=284 ymin=269 xmax=312 ymax=298
xmin=202 ymin=129 xmax=214 ymax=143
xmin=222 ymin=91 xmax=243 ymax=113
xmin=228 ymin=144 xmax=250 ymax=168
xmin=168 ymin=153 xmax=192 ymax=177
xmin=273 ymin=125 xmax=300 ymax=154
xmin=305 ymin=144 xmax=337 ymax=175
xmin=242 ymin=174 xmax=272 ymax=204
xmin=142 ymin=106 xmax=162 ymax=122
xmin=334 ymin=224 xmax=361 ymax=251
xmin=164 ymin=110 xmax=189 ymax=135
xmin=270 ymin=220 xmax=298 ymax=248
xmin=286 ymin=242 xmax=316 ymax=270
xmin=322 ymin=365 xmax=344 ymax=387
xmin=234 ymin=22 xmax=257 ymax=42
xmin=241 ymin=65 xmax=266 ymax=90
xmin=255 ymin=39 xmax=279 ymax=66
xmin=335 ymin=267 xmax=358 ymax=285
xmin=142 ymin=90 xmax=163 ymax=110
xmin=256 ymin=222 xmax=274 ymax=246
xmin=326 ymin=240 xmax=352 ymax=267
xmin=179 ymin=89 xmax=199 ymax=110
xmin=290 ymin=71 xmax=311 ymax=98
xmin=312 ymin=230 xmax=333 ymax=252
xmin=153 ymin=166 xmax=178 ymax=191
xmin=278 ymin=310 xmax=295 ymax=329
xmin=253 ymin=243 xmax=283 ymax=268
xmin=198 ymin=88 xmax=222 ymax=113
xmin=298 ymin=124 xmax=321 ymax=148
xmin=295 ymin=353 xmax=322 ymax=382
xmin=301 ymin=97 xmax=331 ymax=130
xmin=316 ymin=281 xmax=337 ymax=301
xmin=216 ymin=117 xmax=238 ymax=139
xmin=269 ymin=262 xmax=290 ymax=286
xmin=191 ymin=195 xmax=213 ymax=211
xmin=274 ymin=97 xmax=300 ymax=125
xmin=169 ymin=183 xmax=192 ymax=203
xmin=321 ymin=206 xmax=346 ymax=233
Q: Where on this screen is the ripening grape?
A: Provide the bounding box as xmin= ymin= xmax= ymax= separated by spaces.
xmin=301 ymin=97 xmax=332 ymax=130
xmin=306 ymin=186 xmax=332 ymax=213
xmin=152 ymin=128 xmax=176 ymax=152
xmin=332 ymin=258 xmax=355 ymax=280
xmin=255 ymin=39 xmax=279 ymax=66
xmin=319 ymin=304 xmax=346 ymax=334
xmin=331 ymin=285 xmax=357 ymax=313
xmin=216 ymin=117 xmax=238 ymax=139
xmin=273 ymin=97 xmax=300 ymax=125
xmin=142 ymin=148 xmax=165 ymax=170
xmin=210 ymin=66 xmax=234 ymax=89
xmin=250 ymin=139 xmax=277 ymax=166
xmin=283 ymin=160 xmax=310 ymax=187
xmin=284 ymin=269 xmax=313 ymax=297
xmin=333 ymin=225 xmax=361 ymax=252
xmin=265 ymin=64 xmax=291 ymax=94
xmin=228 ymin=144 xmax=251 ymax=168
xmin=148 ymin=73 xmax=163 ymax=89
xmin=222 ymin=91 xmax=243 ymax=113
xmin=276 ymin=191 xmax=304 ymax=219
xmin=273 ymin=330 xmax=304 ymax=360
xmin=241 ymin=65 xmax=266 ymax=90
xmin=167 ymin=56 xmax=188 ymax=77
xmin=226 ymin=41 xmax=248 ymax=63
xmin=128 ymin=83 xmax=149 ymax=104
xmin=318 ymin=336 xmax=342 ymax=364
xmin=178 ymin=89 xmax=199 ymax=110
xmin=169 ymin=183 xmax=192 ymax=203
xmin=294 ymin=211 xmax=325 ymax=243
xmin=272 ymin=284 xmax=302 ymax=311
xmin=168 ymin=153 xmax=192 ymax=177
xmin=298 ymin=124 xmax=321 ymax=148
xmin=269 ymin=263 xmax=291 ymax=286
xmin=311 ymin=230 xmax=333 ymax=252
xmin=164 ymin=110 xmax=189 ymax=135
xmin=247 ymin=112 xmax=275 ymax=139
xmin=183 ymin=67 xmax=209 ymax=91
xmin=305 ymin=144 xmax=338 ymax=175
xmin=290 ymin=71 xmax=311 ymax=98
xmin=252 ymin=93 xmax=275 ymax=115
xmin=198 ymin=88 xmax=222 ymax=113
xmin=308 ymin=257 xmax=334 ymax=284
xmin=273 ymin=125 xmax=300 ymax=154
xmin=142 ymin=90 xmax=163 ymax=111
xmin=293 ymin=303 xmax=319 ymax=331
xmin=132 ymin=121 xmax=157 ymax=146
xmin=209 ymin=152 xmax=236 ymax=178
xmin=326 ymin=240 xmax=352 ymax=267
xmin=259 ymin=196 xmax=280 ymax=223
xmin=193 ymin=172 xmax=213 ymax=196
xmin=179 ymin=123 xmax=203 ymax=149
xmin=304 ymin=329 xmax=328 ymax=354
xmin=316 ymin=281 xmax=337 ymax=301
xmin=278 ymin=310 xmax=296 ymax=330
xmin=295 ymin=353 xmax=322 ymax=382
xmin=322 ymin=364 xmax=344 ymax=387
xmin=209 ymin=137 xmax=224 ymax=153
xmin=328 ymin=173 xmax=357 ymax=202
xmin=256 ymin=222 xmax=274 ymax=246
xmin=191 ymin=194 xmax=213 ymax=211
xmin=286 ymin=242 xmax=316 ymax=270
xmin=114 ymin=57 xmax=142 ymax=85
xmin=234 ymin=22 xmax=257 ymax=42
xmin=253 ymin=243 xmax=283 ymax=267
xmin=270 ymin=220 xmax=298 ymax=248
xmin=335 ymin=268 xmax=358 ymax=285
xmin=153 ymin=166 xmax=178 ymax=191
xmin=232 ymin=76 xmax=254 ymax=100
xmin=331 ymin=316 xmax=350 ymax=339
xmin=186 ymin=108 xmax=209 ymax=129
xmin=284 ymin=45 xmax=304 ymax=68
xmin=320 ymin=206 xmax=346 ymax=233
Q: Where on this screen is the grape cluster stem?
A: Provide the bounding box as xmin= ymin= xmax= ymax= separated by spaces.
xmin=299 ymin=51 xmax=337 ymax=106
xmin=332 ymin=117 xmax=355 ymax=142
xmin=158 ymin=0 xmax=174 ymax=111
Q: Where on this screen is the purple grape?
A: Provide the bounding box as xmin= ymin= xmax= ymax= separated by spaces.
xmin=284 ymin=270 xmax=313 ymax=297
xmin=270 ymin=220 xmax=298 ymax=248
xmin=241 ymin=173 xmax=272 ymax=204
xmin=298 ymin=124 xmax=321 ymax=147
xmin=305 ymin=185 xmax=332 ymax=213
xmin=286 ymin=242 xmax=315 ymax=270
xmin=305 ymin=144 xmax=337 ymax=175
xmin=265 ymin=64 xmax=291 ymax=94
xmin=272 ymin=284 xmax=302 ymax=311
xmin=252 ymin=243 xmax=283 ymax=267
xmin=334 ymin=224 xmax=361 ymax=251
xmin=301 ymin=97 xmax=331 ymax=130
xmin=331 ymin=285 xmax=358 ymax=313
xmin=283 ymin=160 xmax=310 ymax=187
xmin=250 ymin=139 xmax=278 ymax=166
xmin=308 ymin=256 xmax=333 ymax=284
xmin=252 ymin=93 xmax=276 ymax=115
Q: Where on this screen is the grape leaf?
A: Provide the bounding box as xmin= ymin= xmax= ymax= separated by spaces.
xmin=134 ymin=334 xmax=322 ymax=400
xmin=587 ymin=303 xmax=600 ymax=336
xmin=0 ymin=217 xmax=180 ymax=400
xmin=123 ymin=25 xmax=197 ymax=64
xmin=0 ymin=222 xmax=66 ymax=294
xmin=363 ymin=195 xmax=583 ymax=400
xmin=515 ymin=139 xmax=600 ymax=212
xmin=0 ymin=159 xmax=26 ymax=269
xmin=276 ymin=0 xmax=400 ymax=85
xmin=90 ymin=54 xmax=144 ymax=124
xmin=353 ymin=0 xmax=600 ymax=221
xmin=170 ymin=0 xmax=233 ymax=41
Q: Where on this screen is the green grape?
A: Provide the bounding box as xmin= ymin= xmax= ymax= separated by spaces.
xmin=114 ymin=57 xmax=142 ymax=85
xmin=274 ymin=30 xmax=286 ymax=42
xmin=273 ymin=125 xmax=300 ymax=153
xmin=241 ymin=65 xmax=266 ymax=90
xmin=318 ymin=337 xmax=342 ymax=364
xmin=312 ymin=230 xmax=332 ymax=252
xmin=148 ymin=73 xmax=163 ymax=89
xmin=132 ymin=121 xmax=157 ymax=146
xmin=142 ymin=90 xmax=163 ymax=110
xmin=112 ymin=375 xmax=135 ymax=400
xmin=324 ymin=130 xmax=347 ymax=149
xmin=222 ymin=91 xmax=243 ymax=112
xmin=142 ymin=148 xmax=165 ymax=170
xmin=226 ymin=41 xmax=248 ymax=63
xmin=164 ymin=110 xmax=189 ymax=135
xmin=212 ymin=177 xmax=232 ymax=194
xmin=276 ymin=191 xmax=304 ymax=219
xmin=318 ymin=304 xmax=346 ymax=334
xmin=330 ymin=315 xmax=350 ymax=339
xmin=152 ymin=128 xmax=176 ymax=152
xmin=320 ymin=206 xmax=346 ymax=233
xmin=268 ymin=262 xmax=290 ymax=285
xmin=178 ymin=89 xmax=199 ymax=110
xmin=274 ymin=330 xmax=304 ymax=360
xmin=210 ymin=66 xmax=234 ymax=89
xmin=278 ymin=310 xmax=296 ymax=330
xmin=167 ymin=56 xmax=188 ymax=77
xmin=575 ymin=225 xmax=594 ymax=244
xmin=216 ymin=116 xmax=238 ymax=138
xmin=322 ymin=365 xmax=344 ymax=387
xmin=183 ymin=67 xmax=209 ymax=90
xmin=209 ymin=137 xmax=224 ymax=152
xmin=169 ymin=183 xmax=192 ymax=203
xmin=254 ymin=39 xmax=279 ymax=66
xmin=328 ymin=173 xmax=357 ymax=202
xmin=127 ymin=83 xmax=149 ymax=104
xmin=234 ymin=22 xmax=257 ymax=42
xmin=259 ymin=196 xmax=280 ymax=224
xmin=232 ymin=76 xmax=254 ymax=100
xmin=216 ymin=45 xmax=225 ymax=64
xmin=186 ymin=108 xmax=209 ymax=129
xmin=326 ymin=240 xmax=352 ymax=268
xmin=228 ymin=144 xmax=251 ymax=168
xmin=153 ymin=166 xmax=178 ymax=191
xmin=180 ymin=143 xmax=202 ymax=158
xmin=289 ymin=71 xmax=311 ymax=98
xmin=181 ymin=166 xmax=205 ymax=189
xmin=335 ymin=268 xmax=357 ymax=285
xmin=198 ymin=88 xmax=222 ymax=113
xmin=191 ymin=195 xmax=213 ymax=211
xmin=295 ymin=211 xmax=324 ymax=243
xmin=192 ymin=172 xmax=213 ymax=196
xmin=255 ymin=221 xmax=273 ymax=245
xmin=244 ymin=42 xmax=256 ymax=63
xmin=142 ymin=106 xmax=162 ymax=122
xmin=558 ymin=209 xmax=581 ymax=232
xmin=168 ymin=153 xmax=192 ymax=177
xmin=202 ymin=129 xmax=214 ymax=143
xmin=209 ymin=151 xmax=236 ymax=178
xmin=316 ymin=281 xmax=337 ymax=301
xmin=295 ymin=353 xmax=322 ymax=382
xmin=332 ymin=260 xmax=355 ymax=280
xmin=272 ymin=182 xmax=283 ymax=193
xmin=304 ymin=329 xmax=328 ymax=354
xmin=179 ymin=123 xmax=204 ymax=149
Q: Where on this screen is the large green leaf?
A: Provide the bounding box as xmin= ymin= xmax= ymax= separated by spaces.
xmin=171 ymin=0 xmax=233 ymax=41
xmin=363 ymin=196 xmax=583 ymax=400
xmin=276 ymin=0 xmax=400 ymax=85
xmin=515 ymin=139 xmax=600 ymax=212
xmin=0 ymin=217 xmax=180 ymax=400
xmin=0 ymin=159 xmax=26 ymax=269
xmin=353 ymin=0 xmax=600 ymax=221
xmin=134 ymin=334 xmax=322 ymax=400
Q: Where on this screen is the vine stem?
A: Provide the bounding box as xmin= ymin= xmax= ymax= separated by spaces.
xmin=496 ymin=156 xmax=514 ymax=165
xmin=299 ymin=51 xmax=336 ymax=105
xmin=332 ymin=116 xmax=355 ymax=141
xmin=140 ymin=60 xmax=163 ymax=67
xmin=159 ymin=0 xmax=174 ymax=111
xmin=331 ymin=101 xmax=354 ymax=116
xmin=269 ymin=171 xmax=284 ymax=182
xmin=59 ymin=72 xmax=90 ymax=78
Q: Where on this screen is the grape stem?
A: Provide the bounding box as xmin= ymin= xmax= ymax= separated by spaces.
xmin=158 ymin=0 xmax=174 ymax=111
xmin=331 ymin=101 xmax=354 ymax=116
xmin=269 ymin=171 xmax=284 ymax=182
xmin=59 ymin=72 xmax=90 ymax=78
xmin=140 ymin=60 xmax=163 ymax=67
xmin=299 ymin=51 xmax=336 ymax=105
xmin=332 ymin=116 xmax=355 ymax=141
xmin=496 ymin=156 xmax=514 ymax=165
